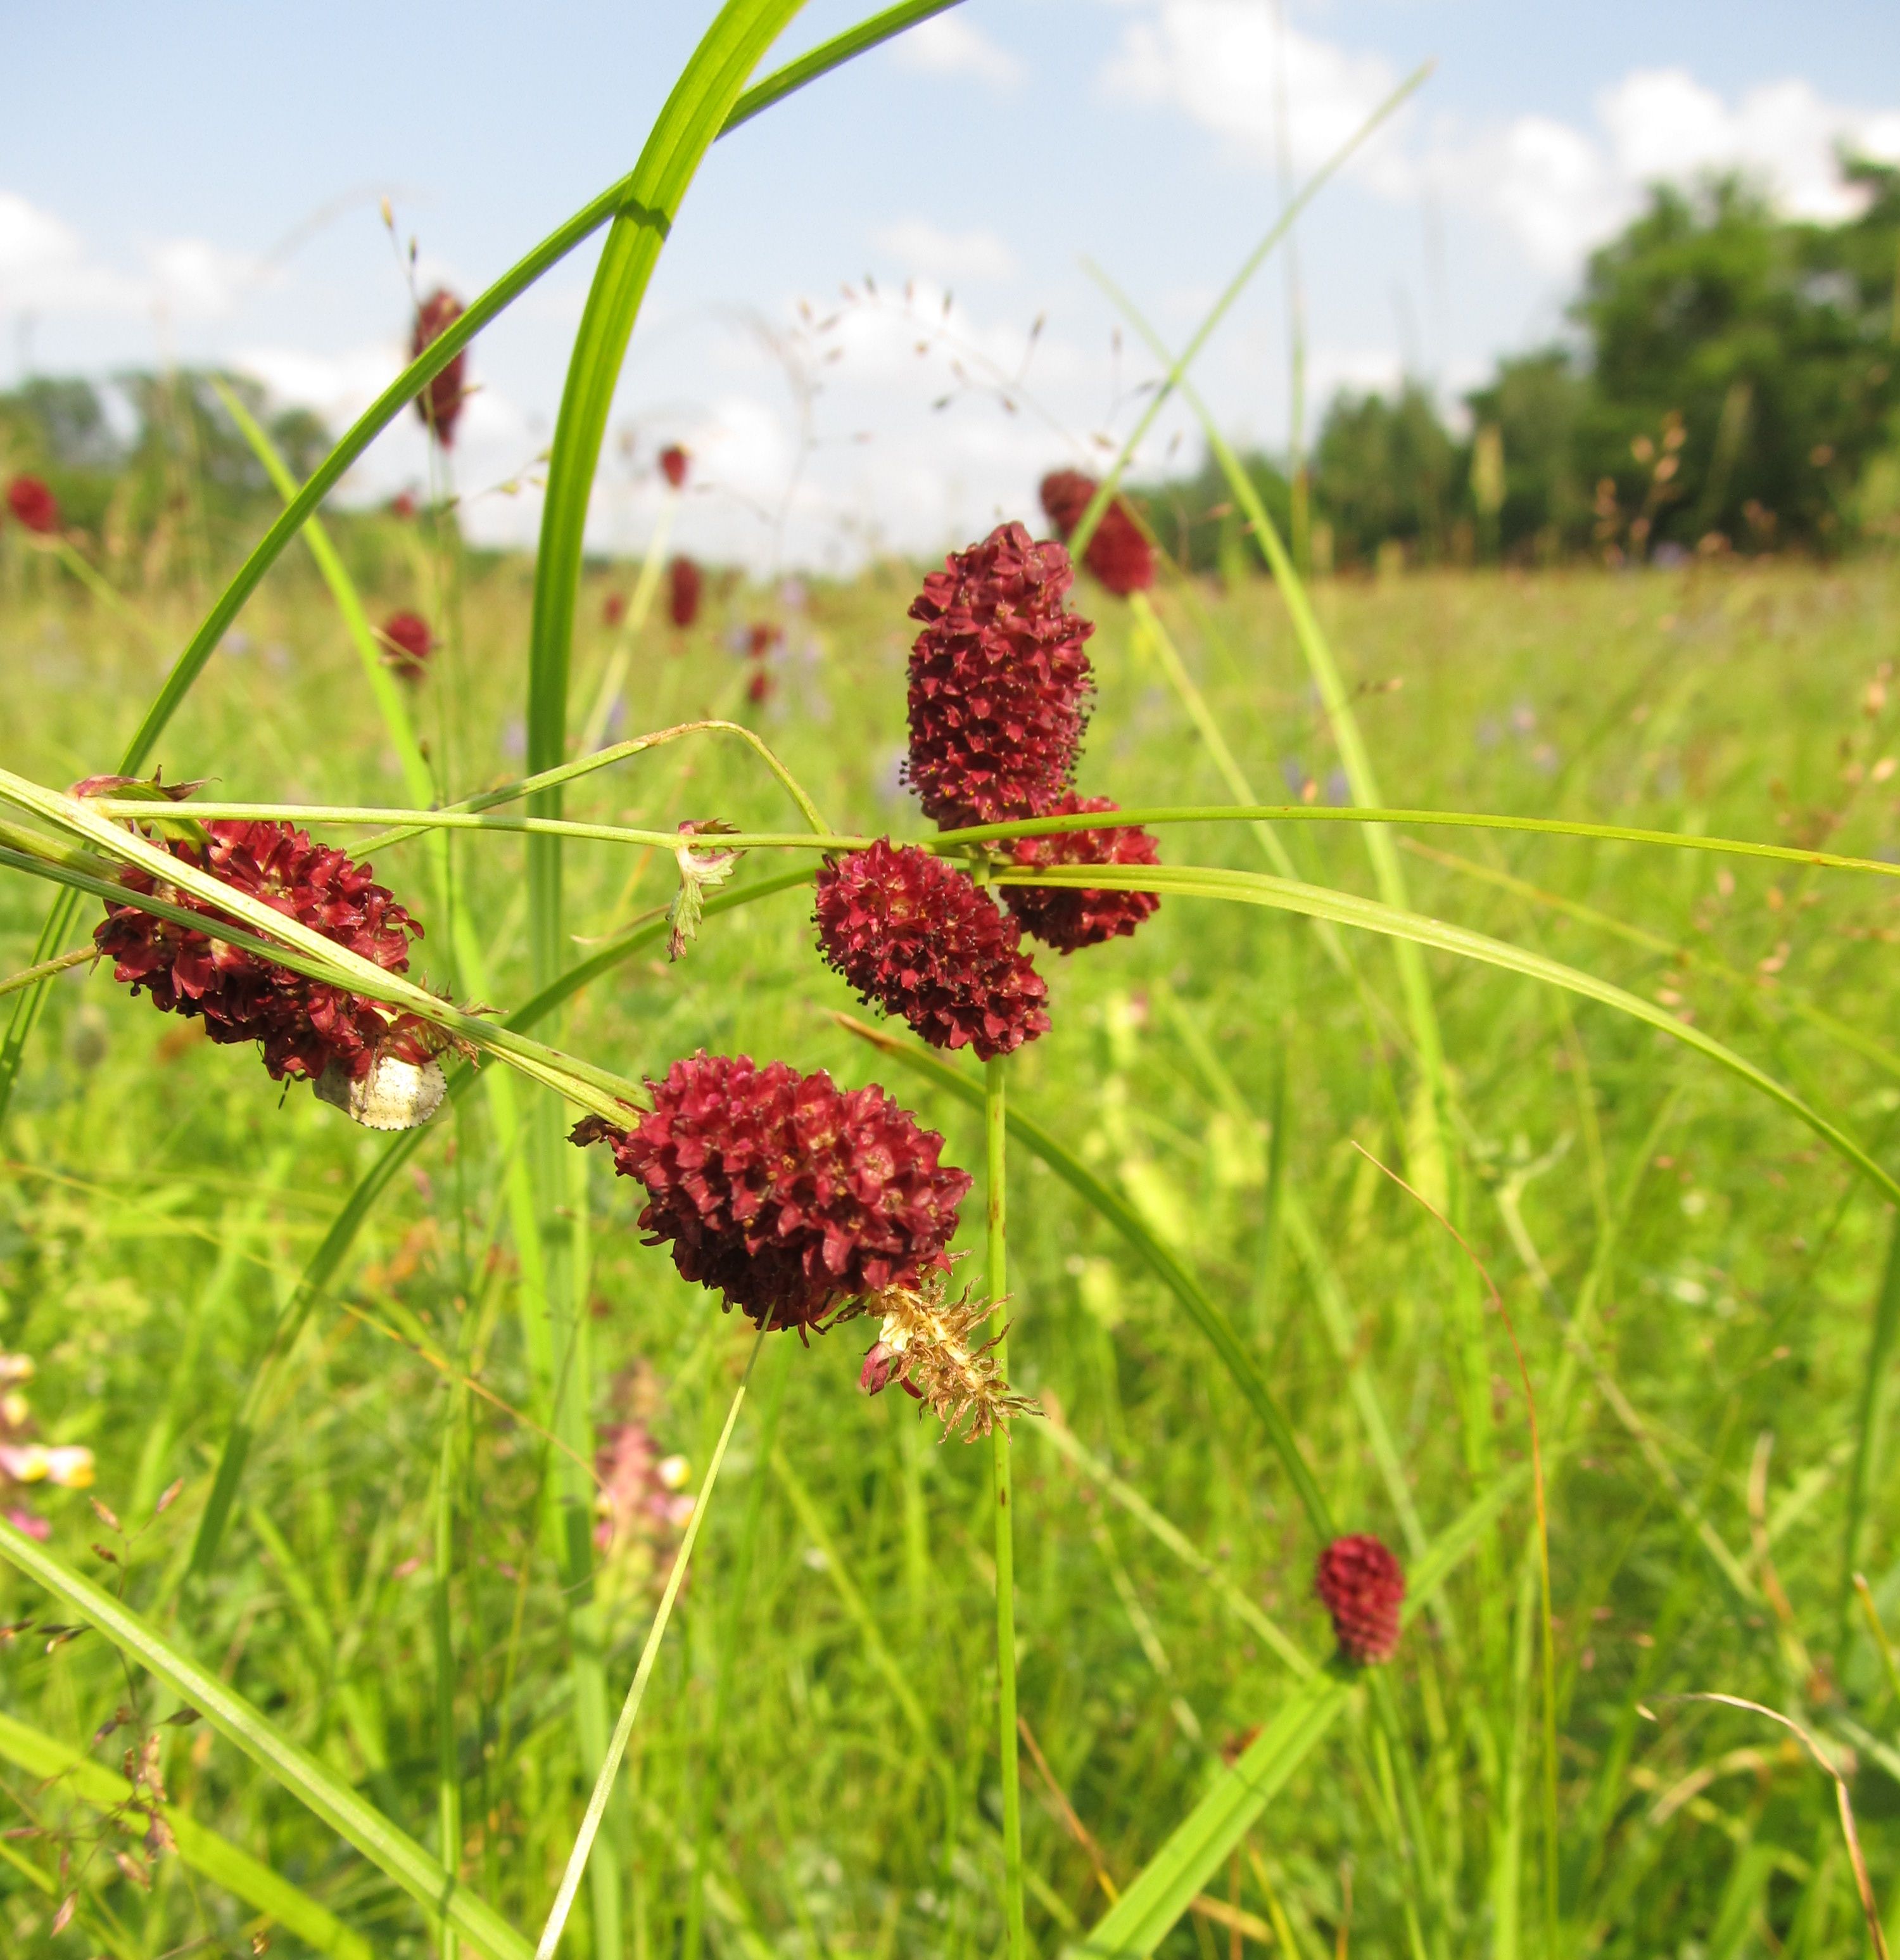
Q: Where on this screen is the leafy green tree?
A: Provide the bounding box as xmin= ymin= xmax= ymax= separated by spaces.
xmin=1308 ymin=381 xmax=1459 ymax=567
xmin=1573 ymin=168 xmax=1900 ymax=551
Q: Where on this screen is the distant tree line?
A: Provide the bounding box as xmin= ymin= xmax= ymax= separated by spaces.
xmin=1141 ymin=163 xmax=1900 ymax=571
xmin=0 ymin=369 xmax=342 ymax=586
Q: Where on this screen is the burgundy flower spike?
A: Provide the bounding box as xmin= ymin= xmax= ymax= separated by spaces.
xmin=659 ymin=443 xmax=690 ymax=489
xmin=815 ymin=839 xmax=1049 ymax=1059
xmin=6 ymin=475 xmax=59 ymax=537
xmin=1041 ymin=469 xmax=1156 ymax=598
xmin=94 ymin=818 xmax=438 ymax=1088
xmin=573 ymin=1052 xmax=970 ymax=1332
xmin=1315 ymin=1534 xmax=1405 ymax=1665
xmin=411 ymin=288 xmax=468 ymax=445
xmin=906 ymin=521 xmax=1094 ymax=828
xmin=669 ymin=555 xmax=702 ymax=629
xmin=1004 ymin=794 xmax=1162 ymax=953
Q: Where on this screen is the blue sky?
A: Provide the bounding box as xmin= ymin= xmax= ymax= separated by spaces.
xmin=4 ymin=1 xmax=1897 ymax=569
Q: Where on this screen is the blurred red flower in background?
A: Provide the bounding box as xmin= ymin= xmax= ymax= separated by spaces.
xmin=379 ymin=611 xmax=434 ymax=680
xmin=411 ymin=288 xmax=468 ymax=445
xmin=659 ymin=444 xmax=690 ymax=489
xmin=1040 ymin=468 xmax=1155 ymax=597
xmin=6 ymin=475 xmax=59 ymax=536
xmin=669 ymin=555 xmax=702 ymax=628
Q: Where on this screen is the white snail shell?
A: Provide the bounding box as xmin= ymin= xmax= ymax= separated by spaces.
xmin=313 ymin=1053 xmax=446 ymax=1131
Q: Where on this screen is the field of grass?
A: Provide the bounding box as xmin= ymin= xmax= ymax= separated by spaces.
xmin=4 ymin=533 xmax=1900 ymax=1959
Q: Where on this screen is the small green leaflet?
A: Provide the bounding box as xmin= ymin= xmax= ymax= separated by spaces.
xmin=667 ymin=820 xmax=744 ymax=960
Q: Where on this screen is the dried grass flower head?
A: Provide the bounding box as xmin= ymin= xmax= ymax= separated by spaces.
xmin=853 ymin=1272 xmax=1036 ymax=1441
xmin=573 ymin=1052 xmax=971 ymax=1332
xmin=815 ymin=839 xmax=1049 ymax=1059
xmin=6 ymin=474 xmax=59 ymax=536
xmin=906 ymin=521 xmax=1095 ymax=827
xmin=1004 ymin=794 xmax=1162 ymax=952
xmin=1315 ymin=1533 xmax=1405 ymax=1664
xmin=411 ymin=288 xmax=468 ymax=445
xmin=92 ymin=808 xmax=444 ymax=1097
xmin=379 ymin=610 xmax=433 ymax=680
xmin=1041 ymin=468 xmax=1156 ymax=597
xmin=669 ymin=554 xmax=703 ymax=629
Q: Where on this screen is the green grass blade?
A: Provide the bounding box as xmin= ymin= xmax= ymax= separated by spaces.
xmin=984 ymin=1052 xmax=1027 ymax=1960
xmin=1063 ymin=63 xmax=1430 ymax=563
xmin=1088 ymin=273 xmax=1454 ymax=1211
xmin=835 ymin=1013 xmax=1336 ymax=1539
xmin=0 ymin=1518 xmax=533 ymax=1960
xmin=991 ymin=860 xmax=1900 ymax=1207
xmin=1842 ymin=1219 xmax=1900 ymax=1631
xmin=1063 ymin=1670 xmax=1352 ymax=1957
xmin=0 ymin=1711 xmax=375 ymax=1960
xmin=533 ymin=1332 xmax=764 ymax=1960
xmin=212 ymin=379 xmax=434 ymax=810
xmin=721 ymin=1 xmax=964 ymax=134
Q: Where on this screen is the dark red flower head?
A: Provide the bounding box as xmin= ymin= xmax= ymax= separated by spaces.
xmin=94 ymin=818 xmax=438 ymax=1086
xmin=389 ymin=490 xmax=418 ymax=520
xmin=659 ymin=443 xmax=690 ymax=490
xmin=669 ymin=555 xmax=702 ymax=629
xmin=1004 ymin=795 xmax=1161 ymax=952
xmin=1315 ymin=1534 xmax=1405 ymax=1665
xmin=815 ymin=840 xmax=1050 ymax=1060
xmin=6 ymin=475 xmax=59 ymax=536
xmin=573 ymin=1052 xmax=970 ymax=1331
xmin=411 ymin=288 xmax=468 ymax=445
xmin=1041 ymin=469 xmax=1155 ymax=597
xmin=905 ymin=522 xmax=1095 ymax=828
xmin=379 ymin=611 xmax=433 ymax=679
xmin=747 ymin=668 xmax=773 ymax=705
xmin=745 ymin=621 xmax=780 ymax=659
xmin=604 ymin=590 xmax=628 ymax=628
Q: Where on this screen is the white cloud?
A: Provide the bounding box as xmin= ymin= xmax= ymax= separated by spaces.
xmin=891 ymin=14 xmax=1022 ymax=91
xmin=0 ymin=188 xmax=273 ymax=322
xmin=873 ymin=219 xmax=1016 ymax=282
xmin=1453 ymin=70 xmax=1900 ymax=274
xmin=0 ymin=191 xmax=139 ymax=312
xmin=1101 ymin=1 xmax=1401 ymax=177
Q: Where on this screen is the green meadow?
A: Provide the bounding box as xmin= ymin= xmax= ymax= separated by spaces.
xmin=6 ymin=538 xmax=1900 ymax=1958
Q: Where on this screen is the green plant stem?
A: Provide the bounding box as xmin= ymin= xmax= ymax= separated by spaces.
xmin=578 ymin=497 xmax=675 ymax=754
xmin=0 ymin=1518 xmax=530 ymax=1960
xmin=986 ymin=1052 xmax=1027 ymax=1960
xmin=77 ymin=794 xmax=1900 ymax=887
xmin=1061 ymin=61 xmax=1431 ymax=565
xmin=534 ymin=1328 xmax=767 ymax=1960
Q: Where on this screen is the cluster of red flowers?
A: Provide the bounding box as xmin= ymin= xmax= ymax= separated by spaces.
xmin=6 ymin=475 xmax=59 ymax=536
xmin=92 ymin=813 xmax=440 ymax=1088
xmin=1039 ymin=469 xmax=1156 ymax=598
xmin=904 ymin=522 xmax=1094 ymax=828
xmin=379 ymin=611 xmax=434 ymax=680
xmin=816 ymin=841 xmax=1049 ymax=1059
xmin=573 ymin=1053 xmax=969 ymax=1330
xmin=1315 ymin=1534 xmax=1406 ymax=1664
xmin=412 ymin=288 xmax=467 ymax=446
